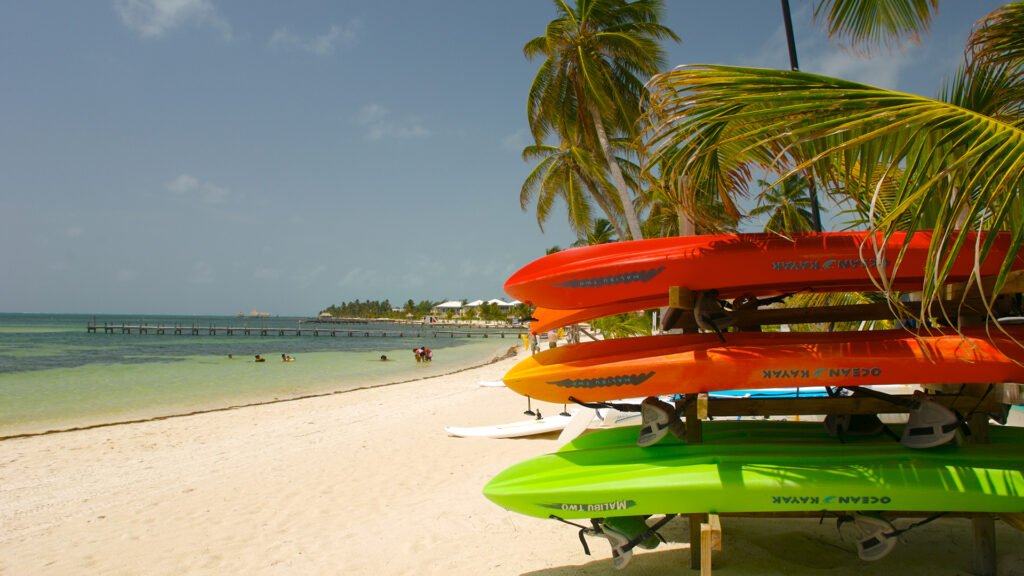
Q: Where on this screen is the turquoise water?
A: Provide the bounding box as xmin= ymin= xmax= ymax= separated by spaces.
xmin=0 ymin=314 xmax=520 ymax=437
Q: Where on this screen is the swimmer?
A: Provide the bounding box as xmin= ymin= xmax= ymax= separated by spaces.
xmin=380 ymin=354 xmax=389 ymax=361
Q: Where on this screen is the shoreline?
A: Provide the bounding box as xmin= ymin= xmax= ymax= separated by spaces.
xmin=2 ymin=350 xmax=1023 ymax=575
xmin=0 ymin=344 xmax=520 ymax=442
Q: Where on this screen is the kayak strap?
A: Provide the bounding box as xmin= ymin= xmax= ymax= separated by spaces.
xmin=694 ymin=290 xmax=733 ymax=342
xmin=835 ymin=512 xmax=947 ymax=561
xmin=568 ymin=396 xmax=643 ymax=412
xmin=842 ymin=387 xmax=971 ymax=449
xmin=548 ymin=516 xmax=600 ymax=556
xmin=549 ymin=514 xmax=677 ymax=569
xmin=638 ymin=397 xmax=687 ymax=447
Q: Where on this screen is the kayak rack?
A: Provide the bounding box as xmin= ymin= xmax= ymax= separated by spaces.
xmin=655 ymin=280 xmax=1020 ymax=576
xmin=676 ymin=389 xmax=1011 ymax=576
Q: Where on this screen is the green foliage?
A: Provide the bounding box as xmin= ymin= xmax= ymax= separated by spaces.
xmin=524 ymin=0 xmax=680 ymax=240
xmin=591 ymin=310 xmax=654 ymax=338
xmin=320 ymin=299 xmax=396 ymax=319
xmin=321 ymin=298 xmax=440 ymax=319
xmin=750 ymin=175 xmax=823 ymax=233
xmin=812 ymin=0 xmax=938 ymax=55
xmin=572 ymin=218 xmax=618 ymax=247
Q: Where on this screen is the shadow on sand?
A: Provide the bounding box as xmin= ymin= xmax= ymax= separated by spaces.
xmin=518 ymin=516 xmax=1024 ymax=576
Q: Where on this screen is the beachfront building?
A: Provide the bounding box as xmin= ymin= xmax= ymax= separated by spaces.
xmin=432 ymin=300 xmax=464 ymax=317
xmin=489 ymin=299 xmax=519 ymax=312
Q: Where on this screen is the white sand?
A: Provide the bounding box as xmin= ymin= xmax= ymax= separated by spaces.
xmin=1 ymin=350 xmax=1022 ymax=575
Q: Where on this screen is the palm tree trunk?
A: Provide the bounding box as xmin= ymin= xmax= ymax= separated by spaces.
xmin=589 ymin=106 xmax=643 ymax=241
xmin=677 ymin=174 xmax=696 ymax=236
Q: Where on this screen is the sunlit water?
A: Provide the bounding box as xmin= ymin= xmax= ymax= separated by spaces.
xmin=0 ymin=314 xmax=521 ymax=436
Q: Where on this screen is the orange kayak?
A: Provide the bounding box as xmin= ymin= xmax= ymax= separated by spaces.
xmin=529 ymin=297 xmax=666 ymax=334
xmin=505 ymin=231 xmax=1024 ymax=311
xmin=502 ymin=327 xmax=1024 ymax=403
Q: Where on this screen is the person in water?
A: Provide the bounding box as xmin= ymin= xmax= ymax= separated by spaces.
xmin=254 ymin=354 xmax=265 ymax=362
xmin=380 ymin=354 xmax=388 ymax=361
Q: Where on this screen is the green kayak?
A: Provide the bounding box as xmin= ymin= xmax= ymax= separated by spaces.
xmin=483 ymin=420 xmax=1024 ymax=520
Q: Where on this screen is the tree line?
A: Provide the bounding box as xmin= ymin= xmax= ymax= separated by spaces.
xmin=319 ymin=299 xmax=435 ymax=319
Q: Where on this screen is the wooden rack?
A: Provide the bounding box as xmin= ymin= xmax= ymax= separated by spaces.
xmin=655 ymin=281 xmax=1021 ymax=575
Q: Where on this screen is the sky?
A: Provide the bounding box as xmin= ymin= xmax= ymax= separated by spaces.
xmin=0 ymin=0 xmax=1007 ymax=316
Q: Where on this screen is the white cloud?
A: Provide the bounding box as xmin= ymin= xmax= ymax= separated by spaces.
xmin=166 ymin=173 xmax=199 ymax=194
xmin=165 ymin=173 xmax=231 ymax=204
xmin=189 ymin=261 xmax=215 ymax=284
xmin=269 ymin=22 xmax=360 ymax=56
xmin=338 ymin=267 xmax=380 ymax=288
xmin=355 ymin=103 xmax=430 ymax=141
xmin=113 ymin=0 xmax=232 ymax=40
xmin=804 ymin=48 xmax=914 ymax=91
xmin=501 ymin=128 xmax=530 ymax=152
xmin=253 ymin=266 xmax=282 ymax=280
xmin=743 ymin=4 xmax=915 ymax=92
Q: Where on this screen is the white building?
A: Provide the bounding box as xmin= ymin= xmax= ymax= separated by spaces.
xmin=432 ymin=300 xmax=464 ymax=316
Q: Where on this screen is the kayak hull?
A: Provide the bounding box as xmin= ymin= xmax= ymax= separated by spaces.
xmin=506 ymin=231 xmax=1024 ymax=311
xmin=502 ymin=327 xmax=1024 ymax=403
xmin=483 ymin=421 xmax=1024 ymax=519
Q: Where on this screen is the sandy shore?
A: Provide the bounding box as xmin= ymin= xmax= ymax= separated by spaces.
xmin=1 ymin=348 xmax=1022 ymax=576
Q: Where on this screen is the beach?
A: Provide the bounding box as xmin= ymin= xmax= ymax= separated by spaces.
xmin=2 ymin=348 xmax=1023 ymax=576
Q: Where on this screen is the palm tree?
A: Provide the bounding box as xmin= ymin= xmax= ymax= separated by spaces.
xmin=520 ymin=125 xmax=630 ymax=239
xmin=525 ymin=0 xmax=679 ymax=241
xmin=572 ymin=218 xmax=618 ymax=247
xmin=520 ymin=140 xmax=602 ymax=238
xmin=749 ymin=175 xmax=821 ymax=233
xmin=642 ymin=4 xmax=1024 ymax=322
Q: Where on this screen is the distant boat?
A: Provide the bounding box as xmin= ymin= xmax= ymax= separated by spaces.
xmin=248 ymin=310 xmax=270 ymax=317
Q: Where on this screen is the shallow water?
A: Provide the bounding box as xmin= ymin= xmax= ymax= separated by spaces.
xmin=0 ymin=314 xmax=519 ymax=436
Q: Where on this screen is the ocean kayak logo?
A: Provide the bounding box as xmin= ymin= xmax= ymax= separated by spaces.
xmin=553 ymin=267 xmax=665 ymax=290
xmin=761 ymin=367 xmax=882 ymax=380
xmin=771 ymin=258 xmax=889 ymax=272
xmin=540 ymin=500 xmax=637 ymax=513
xmin=772 ymin=495 xmax=892 ymax=506
xmin=550 ymin=372 xmax=655 ymax=389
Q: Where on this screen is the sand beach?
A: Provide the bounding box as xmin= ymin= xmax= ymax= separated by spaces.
xmin=1 ymin=348 xmax=1023 ymax=576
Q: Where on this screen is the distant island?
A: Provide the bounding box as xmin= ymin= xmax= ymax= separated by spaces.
xmin=319 ymin=298 xmax=529 ymax=324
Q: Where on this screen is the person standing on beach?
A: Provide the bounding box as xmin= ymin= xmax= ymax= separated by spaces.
xmin=547 ymin=330 xmax=558 ymax=349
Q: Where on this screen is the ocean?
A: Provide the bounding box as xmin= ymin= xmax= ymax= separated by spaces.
xmin=0 ymin=313 xmax=521 ymax=437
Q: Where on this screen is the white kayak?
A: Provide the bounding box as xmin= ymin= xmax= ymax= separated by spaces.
xmin=445 ymin=412 xmax=574 ymax=439
xmin=477 ymin=380 xmax=506 ymax=388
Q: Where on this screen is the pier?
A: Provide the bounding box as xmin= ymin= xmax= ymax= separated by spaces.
xmin=85 ymin=321 xmax=524 ymax=339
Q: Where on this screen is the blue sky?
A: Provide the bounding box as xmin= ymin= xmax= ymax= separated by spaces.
xmin=0 ymin=1 xmax=1006 ymax=315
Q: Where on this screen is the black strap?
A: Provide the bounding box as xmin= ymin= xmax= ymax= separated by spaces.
xmin=568 ymin=396 xmax=643 ymax=412
xmin=549 ymin=514 xmax=678 ymax=558
xmin=548 ymin=516 xmax=599 ymax=556
xmin=619 ymin=514 xmax=677 ymax=554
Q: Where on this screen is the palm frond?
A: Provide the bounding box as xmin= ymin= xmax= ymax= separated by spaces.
xmin=813 ymin=0 xmax=938 ymax=55
xmin=969 ymin=2 xmax=1024 ymax=71
xmin=643 ymin=64 xmax=1024 ymax=321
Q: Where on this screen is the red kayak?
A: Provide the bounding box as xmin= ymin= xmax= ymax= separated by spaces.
xmin=502 ymin=326 xmax=1024 ymax=403
xmin=506 ymin=231 xmax=1024 ymax=312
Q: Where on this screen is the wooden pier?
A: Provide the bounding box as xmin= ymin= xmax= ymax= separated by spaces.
xmin=85 ymin=321 xmax=524 ymax=339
